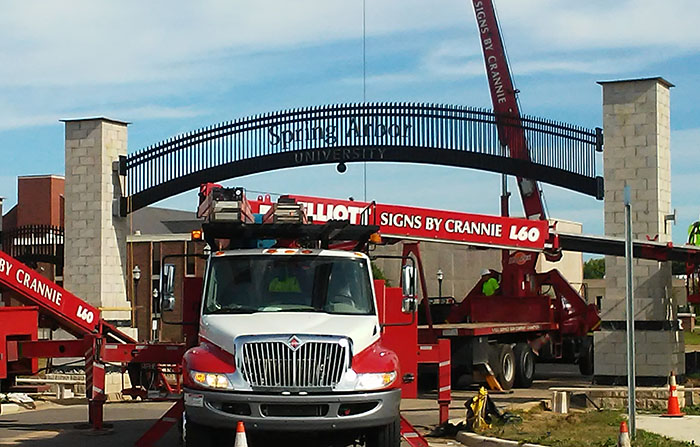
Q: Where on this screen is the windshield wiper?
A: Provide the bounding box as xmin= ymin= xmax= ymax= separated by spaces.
xmin=207 ymin=307 xmax=258 ymax=314
xmin=277 ymin=307 xmax=323 ymax=313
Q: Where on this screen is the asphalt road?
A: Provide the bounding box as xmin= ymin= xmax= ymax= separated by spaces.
xmin=0 ymin=363 xmax=587 ymax=447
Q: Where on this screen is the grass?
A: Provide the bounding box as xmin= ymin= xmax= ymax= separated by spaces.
xmin=481 ymin=408 xmax=693 ymax=447
xmin=684 ymin=330 xmax=700 ymax=345
xmin=682 ymin=405 xmax=700 ymax=415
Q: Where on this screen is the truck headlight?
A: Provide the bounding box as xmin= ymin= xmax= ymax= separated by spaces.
xmin=190 ymin=370 xmax=232 ymax=390
xmin=355 ymin=371 xmax=397 ymax=391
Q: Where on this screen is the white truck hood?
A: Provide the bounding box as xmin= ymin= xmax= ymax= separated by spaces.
xmin=200 ymin=312 xmax=380 ymax=356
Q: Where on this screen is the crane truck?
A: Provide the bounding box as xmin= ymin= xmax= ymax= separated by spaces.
xmin=460 ymin=0 xmax=603 ymax=381
xmin=249 ymin=193 xmax=601 ymax=390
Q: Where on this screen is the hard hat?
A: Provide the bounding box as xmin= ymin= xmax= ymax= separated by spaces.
xmin=480 ymin=269 xmax=491 ymax=276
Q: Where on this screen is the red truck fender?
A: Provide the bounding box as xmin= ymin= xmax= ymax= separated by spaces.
xmin=182 ymin=339 xmax=235 ymax=387
xmin=352 ymin=340 xmax=401 ymax=380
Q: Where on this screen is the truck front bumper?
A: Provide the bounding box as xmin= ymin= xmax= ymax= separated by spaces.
xmin=183 ymin=387 xmax=401 ymax=431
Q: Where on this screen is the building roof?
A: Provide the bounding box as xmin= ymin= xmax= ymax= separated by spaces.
xmin=17 ymin=174 xmax=65 ymax=180
xmin=130 ymin=207 xmax=200 ymax=235
xmin=597 ymin=77 xmax=674 ymax=88
xmin=60 ymin=117 xmax=131 ymax=125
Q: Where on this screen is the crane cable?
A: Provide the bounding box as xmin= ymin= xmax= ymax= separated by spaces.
xmin=362 ymin=0 xmax=367 ymax=202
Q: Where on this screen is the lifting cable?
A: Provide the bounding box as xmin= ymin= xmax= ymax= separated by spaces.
xmin=362 ymin=0 xmax=367 ymax=202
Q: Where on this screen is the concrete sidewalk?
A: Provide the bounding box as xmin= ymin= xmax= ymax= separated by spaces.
xmin=637 ymin=415 xmax=700 ymax=444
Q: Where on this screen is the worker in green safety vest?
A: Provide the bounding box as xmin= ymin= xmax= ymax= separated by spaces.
xmin=689 ymin=220 xmax=700 ymax=246
xmin=269 ymin=274 xmax=301 ymax=293
xmin=481 ymin=269 xmax=500 ymax=296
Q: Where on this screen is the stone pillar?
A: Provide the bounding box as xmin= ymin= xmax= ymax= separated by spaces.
xmin=594 ymin=77 xmax=683 ymax=385
xmin=63 ymin=118 xmax=131 ymax=322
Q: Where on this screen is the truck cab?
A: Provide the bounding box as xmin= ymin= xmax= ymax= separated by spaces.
xmin=172 ymin=195 xmax=406 ymax=446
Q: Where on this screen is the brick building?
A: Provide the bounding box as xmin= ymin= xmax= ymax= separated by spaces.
xmin=1 ymin=175 xmax=66 ymax=291
xmin=0 ymin=176 xmax=207 ymax=341
xmin=126 ymin=208 xmax=205 ymax=342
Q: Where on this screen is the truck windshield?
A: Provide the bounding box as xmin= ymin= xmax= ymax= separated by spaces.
xmin=203 ymin=255 xmax=374 ymax=315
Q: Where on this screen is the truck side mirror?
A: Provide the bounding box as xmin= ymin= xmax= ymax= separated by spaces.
xmin=401 ymin=297 xmax=417 ymax=314
xmin=401 ymin=264 xmax=417 ymax=314
xmin=160 ymin=264 xmax=176 ymax=312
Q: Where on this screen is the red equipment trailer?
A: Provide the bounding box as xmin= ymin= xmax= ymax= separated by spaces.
xmin=0 ymin=248 xmax=185 ymax=429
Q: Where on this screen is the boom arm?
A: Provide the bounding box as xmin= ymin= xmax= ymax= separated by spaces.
xmin=472 ymin=0 xmax=545 ymax=221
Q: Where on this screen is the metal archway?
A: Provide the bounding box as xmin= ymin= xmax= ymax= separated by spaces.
xmin=119 ymin=103 xmax=602 ymax=215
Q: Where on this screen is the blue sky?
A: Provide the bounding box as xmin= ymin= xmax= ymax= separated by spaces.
xmin=1 ymin=0 xmax=699 ymax=245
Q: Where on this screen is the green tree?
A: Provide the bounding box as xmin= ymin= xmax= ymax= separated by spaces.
xmin=583 ymin=258 xmax=605 ymax=279
xmin=371 ymin=262 xmax=392 ymax=287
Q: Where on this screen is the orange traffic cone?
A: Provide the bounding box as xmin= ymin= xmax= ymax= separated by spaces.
xmin=662 ymin=371 xmax=685 ymax=417
xmin=234 ymin=421 xmax=248 ymax=447
xmin=617 ymin=421 xmax=631 ymax=447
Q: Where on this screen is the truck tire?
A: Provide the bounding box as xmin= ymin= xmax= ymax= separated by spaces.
xmin=578 ymin=336 xmax=594 ymax=376
xmin=182 ymin=414 xmax=233 ymax=447
xmin=513 ymin=343 xmax=535 ymax=388
xmin=495 ymin=345 xmax=516 ymax=390
xmin=365 ymin=417 xmax=400 ymax=447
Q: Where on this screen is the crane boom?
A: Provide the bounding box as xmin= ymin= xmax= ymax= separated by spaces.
xmin=471 ymin=0 xmax=545 ymax=221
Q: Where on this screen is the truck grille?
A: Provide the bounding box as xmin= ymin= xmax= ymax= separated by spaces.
xmin=239 ymin=338 xmax=348 ymax=389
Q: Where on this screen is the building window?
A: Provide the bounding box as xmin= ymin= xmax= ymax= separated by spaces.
xmin=186 ymin=241 xmax=196 ymax=277
xmin=596 ymin=296 xmax=603 ymax=311
xmin=152 ymin=242 xmax=161 ymax=276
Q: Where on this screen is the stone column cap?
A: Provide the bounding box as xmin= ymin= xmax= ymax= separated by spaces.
xmin=60 ymin=117 xmax=131 ymax=126
xmin=597 ymin=77 xmax=674 ymax=88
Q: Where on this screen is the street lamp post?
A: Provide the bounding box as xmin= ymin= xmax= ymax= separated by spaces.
xmin=132 ymin=265 xmax=141 ymax=335
xmin=437 ymin=269 xmax=444 ymax=298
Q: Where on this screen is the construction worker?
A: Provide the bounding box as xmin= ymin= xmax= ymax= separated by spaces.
xmin=689 ymin=220 xmax=700 ymax=246
xmin=268 ymin=264 xmax=302 ymax=293
xmin=481 ymin=269 xmax=500 ymax=296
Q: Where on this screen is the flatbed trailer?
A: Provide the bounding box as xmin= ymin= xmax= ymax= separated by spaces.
xmin=421 ymin=322 xmax=558 ymax=337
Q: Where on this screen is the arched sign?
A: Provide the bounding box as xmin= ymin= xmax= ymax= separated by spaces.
xmin=119 ymin=103 xmax=602 ymax=215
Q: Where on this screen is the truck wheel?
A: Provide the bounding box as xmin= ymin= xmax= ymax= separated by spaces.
xmin=182 ymin=414 xmax=233 ymax=447
xmin=495 ymin=345 xmax=515 ymax=390
xmin=578 ymin=336 xmax=594 ymax=376
xmin=513 ymin=343 xmax=535 ymax=388
xmin=365 ymin=417 xmax=400 ymax=447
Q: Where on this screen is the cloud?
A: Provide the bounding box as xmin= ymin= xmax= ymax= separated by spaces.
xmin=3 ymin=1 xmax=699 ymax=89
xmin=0 ymin=0 xmax=698 ymax=134
xmin=0 ymin=0 xmax=470 ymax=88
xmin=0 ymin=105 xmax=206 ymax=132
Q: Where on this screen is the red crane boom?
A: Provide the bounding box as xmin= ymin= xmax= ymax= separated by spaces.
xmin=472 ymin=0 xmax=545 ymax=221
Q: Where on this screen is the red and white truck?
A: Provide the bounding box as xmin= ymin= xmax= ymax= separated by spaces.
xmin=173 ymin=189 xmax=416 ymax=446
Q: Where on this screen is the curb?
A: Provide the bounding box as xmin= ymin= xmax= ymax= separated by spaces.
xmin=0 ymin=403 xmax=24 ymax=415
xmin=456 ymin=431 xmax=547 ymax=447
xmin=0 ymin=402 xmax=40 ymax=415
